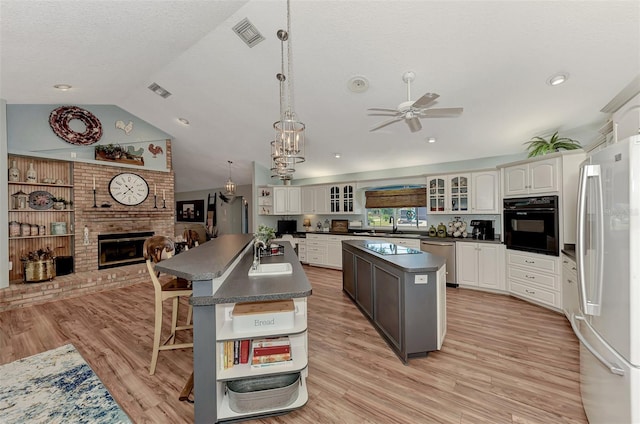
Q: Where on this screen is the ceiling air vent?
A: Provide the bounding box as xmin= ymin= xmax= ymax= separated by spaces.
xmin=232 ymin=18 xmax=265 ymax=48
xmin=148 ymin=83 xmax=172 ymax=99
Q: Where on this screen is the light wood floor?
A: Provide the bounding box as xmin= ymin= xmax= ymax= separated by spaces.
xmin=0 ymin=265 xmax=587 ymax=424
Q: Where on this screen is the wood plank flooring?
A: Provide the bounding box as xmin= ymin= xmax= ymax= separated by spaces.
xmin=0 ymin=265 xmax=587 ymax=423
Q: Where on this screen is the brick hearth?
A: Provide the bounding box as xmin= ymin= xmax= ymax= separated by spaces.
xmin=2 ymin=141 xmax=176 ymax=311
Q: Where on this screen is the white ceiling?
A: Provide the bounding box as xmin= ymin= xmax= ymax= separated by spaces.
xmin=1 ymin=1 xmax=639 ymax=192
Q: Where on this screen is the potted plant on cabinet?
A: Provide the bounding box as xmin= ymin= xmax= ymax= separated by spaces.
xmin=524 ymin=131 xmax=582 ymax=157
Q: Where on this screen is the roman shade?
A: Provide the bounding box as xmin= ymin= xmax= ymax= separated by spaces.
xmin=365 ymin=187 xmax=426 ymax=208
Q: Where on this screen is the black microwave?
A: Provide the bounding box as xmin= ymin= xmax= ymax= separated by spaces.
xmin=503 ymin=196 xmax=559 ymax=256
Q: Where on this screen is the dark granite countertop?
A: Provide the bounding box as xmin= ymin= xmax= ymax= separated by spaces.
xmin=294 ymin=231 xmax=502 ymax=244
xmin=156 ymin=234 xmax=312 ymax=306
xmin=343 ymin=239 xmax=445 ymax=272
xmin=562 ymin=244 xmax=576 ymax=260
xmin=155 ymin=234 xmax=255 ymax=281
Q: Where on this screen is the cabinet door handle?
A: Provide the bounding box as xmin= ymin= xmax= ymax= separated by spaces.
xmin=525 ymin=275 xmax=536 ymax=279
xmin=525 ymin=260 xmax=535 ymax=264
xmin=567 ymin=279 xmax=574 ymax=284
xmin=525 ymin=289 xmax=536 ymax=294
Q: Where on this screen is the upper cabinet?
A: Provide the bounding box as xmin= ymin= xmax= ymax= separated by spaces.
xmin=302 ymin=183 xmax=357 ymax=215
xmin=428 ymin=172 xmax=497 ymax=214
xmin=273 ymin=186 xmax=301 ymax=215
xmin=471 ymin=171 xmax=500 ymax=214
xmin=301 ymin=185 xmax=328 ymax=214
xmin=257 ymin=186 xmax=273 ymax=215
xmin=503 ymin=157 xmax=559 ymax=197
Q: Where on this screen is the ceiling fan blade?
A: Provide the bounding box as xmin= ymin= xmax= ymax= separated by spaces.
xmin=370 ymin=117 xmax=404 ymax=132
xmin=406 ymin=117 xmax=422 ymax=132
xmin=368 ymin=112 xmax=402 ymax=117
xmin=411 ymin=92 xmax=439 ymax=109
xmin=418 ymin=107 xmax=464 ymax=117
xmin=368 ymin=108 xmax=400 ymax=113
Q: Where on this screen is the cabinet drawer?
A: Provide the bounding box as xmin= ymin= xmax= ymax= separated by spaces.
xmin=507 ymin=251 xmax=559 ymax=274
xmin=306 ymin=245 xmax=326 ymax=254
xmin=508 ymin=266 xmax=559 ymax=290
xmin=509 ymin=280 xmax=559 ymax=307
xmin=307 ymin=253 xmax=325 ymax=264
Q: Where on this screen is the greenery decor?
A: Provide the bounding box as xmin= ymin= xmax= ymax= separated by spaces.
xmin=524 ymin=131 xmax=582 ymax=157
xmin=254 ymin=225 xmax=276 ymax=245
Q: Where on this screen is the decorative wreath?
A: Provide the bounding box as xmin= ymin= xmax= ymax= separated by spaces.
xmin=49 ymin=106 xmax=103 ymax=145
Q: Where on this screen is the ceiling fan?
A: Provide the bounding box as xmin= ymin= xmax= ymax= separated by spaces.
xmin=368 ymin=71 xmax=463 ymax=133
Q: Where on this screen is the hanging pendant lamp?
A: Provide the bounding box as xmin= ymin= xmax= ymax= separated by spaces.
xmin=271 ymin=0 xmax=305 ymax=181
xmin=225 ymin=160 xmax=236 ymax=196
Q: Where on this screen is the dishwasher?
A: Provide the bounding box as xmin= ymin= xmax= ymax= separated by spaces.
xmin=420 ymin=240 xmax=457 ymax=286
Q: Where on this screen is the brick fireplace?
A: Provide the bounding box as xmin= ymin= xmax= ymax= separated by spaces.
xmin=1 ymin=141 xmax=177 ymax=311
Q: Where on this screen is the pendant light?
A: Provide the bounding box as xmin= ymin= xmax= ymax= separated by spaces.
xmin=224 ymin=160 xmax=236 ymax=196
xmin=271 ymin=0 xmax=305 ymax=182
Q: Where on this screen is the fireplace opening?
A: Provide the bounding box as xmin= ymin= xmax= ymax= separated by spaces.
xmin=98 ymin=231 xmax=154 ymax=269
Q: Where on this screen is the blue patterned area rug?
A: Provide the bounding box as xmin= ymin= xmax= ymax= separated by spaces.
xmin=0 ymin=344 xmax=132 ymax=424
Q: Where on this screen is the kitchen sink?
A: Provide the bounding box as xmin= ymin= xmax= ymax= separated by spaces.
xmin=248 ymin=262 xmax=293 ymax=277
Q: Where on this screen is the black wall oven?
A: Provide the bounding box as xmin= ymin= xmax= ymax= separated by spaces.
xmin=503 ymin=196 xmax=559 ymax=256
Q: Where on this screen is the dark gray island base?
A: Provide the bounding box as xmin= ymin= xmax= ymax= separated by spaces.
xmin=155 ymin=234 xmax=312 ymax=423
xmin=342 ymin=239 xmax=447 ymax=364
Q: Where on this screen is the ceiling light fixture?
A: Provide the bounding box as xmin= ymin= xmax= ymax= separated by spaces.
xmin=177 ymin=117 xmax=190 ymax=126
xmin=225 ymin=160 xmax=236 ymax=196
xmin=53 ymin=84 xmax=72 ymax=91
xmin=427 ymin=137 xmax=436 ymax=143
xmin=271 ymin=0 xmax=305 ymax=182
xmin=148 ymin=82 xmax=172 ymax=98
xmin=547 ymin=72 xmax=569 ymax=86
xmin=334 ymin=153 xmax=341 ymax=159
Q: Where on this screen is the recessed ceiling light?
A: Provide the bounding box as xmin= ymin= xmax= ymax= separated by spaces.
xmin=177 ymin=117 xmax=190 ymax=126
xmin=347 ymin=76 xmax=369 ymax=93
xmin=334 ymin=153 xmax=341 ymax=159
xmin=53 ymin=84 xmax=72 ymax=91
xmin=547 ymin=72 xmax=569 ymax=86
xmin=426 ymin=137 xmax=436 ymax=143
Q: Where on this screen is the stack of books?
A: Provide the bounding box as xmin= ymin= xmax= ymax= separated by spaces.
xmin=250 ymin=336 xmax=292 ymax=369
xmin=220 ymin=336 xmax=293 ymax=370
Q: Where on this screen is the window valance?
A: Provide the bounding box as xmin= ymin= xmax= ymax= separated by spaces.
xmin=364 ymin=187 xmax=426 ymax=208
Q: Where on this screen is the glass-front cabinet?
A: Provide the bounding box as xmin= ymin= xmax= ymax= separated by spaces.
xmin=328 ymin=183 xmax=356 ymax=214
xmin=449 ymin=174 xmax=469 ymax=213
xmin=329 ymin=186 xmax=341 ymax=213
xmin=427 ymin=176 xmax=446 ymax=214
xmin=342 ymin=184 xmax=354 ymax=213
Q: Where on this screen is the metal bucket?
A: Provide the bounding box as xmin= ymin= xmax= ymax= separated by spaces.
xmin=23 ymin=259 xmax=56 ymax=282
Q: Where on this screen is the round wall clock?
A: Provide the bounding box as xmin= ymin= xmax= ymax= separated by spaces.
xmin=108 ymin=173 xmax=149 ymax=206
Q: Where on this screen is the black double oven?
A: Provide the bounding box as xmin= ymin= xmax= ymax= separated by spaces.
xmin=503 ymin=195 xmax=559 ymax=257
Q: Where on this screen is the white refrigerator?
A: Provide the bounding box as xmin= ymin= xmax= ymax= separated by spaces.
xmin=573 ymin=135 xmax=640 ymax=423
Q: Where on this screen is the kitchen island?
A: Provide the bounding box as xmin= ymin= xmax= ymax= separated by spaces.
xmin=155 ymin=234 xmax=312 ymax=423
xmin=342 ymin=239 xmax=447 ymax=364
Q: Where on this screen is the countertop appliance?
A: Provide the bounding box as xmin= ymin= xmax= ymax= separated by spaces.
xmin=420 ymin=240 xmax=456 ymax=286
xmin=572 ymin=135 xmax=639 ymax=423
xmin=277 ymin=219 xmax=297 ymax=235
xmin=469 ymin=219 xmax=494 ymax=240
xmin=503 ymin=195 xmax=559 ymax=256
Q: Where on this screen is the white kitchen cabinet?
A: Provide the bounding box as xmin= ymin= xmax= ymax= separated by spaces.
xmin=471 ymin=171 xmax=500 ymax=213
xmin=326 ymin=235 xmax=344 ymax=268
xmin=297 ymin=238 xmax=307 ymax=263
xmin=561 ymin=254 xmax=578 ymax=320
xmin=503 ymin=157 xmax=559 ymax=197
xmin=428 ymin=172 xmax=497 ymax=214
xmin=327 ymin=183 xmax=357 ymax=214
xmin=506 ymin=250 xmax=561 ymax=310
xmin=273 ymin=186 xmax=301 ymax=215
xmin=305 ymin=234 xmax=327 ymax=266
xmin=456 ymin=242 xmax=505 ymax=290
xmin=301 ymin=186 xmax=328 ymax=214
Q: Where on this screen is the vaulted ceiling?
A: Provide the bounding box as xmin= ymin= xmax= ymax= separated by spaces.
xmin=1 ymin=1 xmax=638 ymax=192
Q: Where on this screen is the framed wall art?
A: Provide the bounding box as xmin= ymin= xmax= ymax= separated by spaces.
xmin=176 ymin=199 xmax=205 ymax=222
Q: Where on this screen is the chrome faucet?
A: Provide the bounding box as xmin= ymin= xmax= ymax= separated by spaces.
xmin=389 ymin=216 xmax=397 ymax=233
xmin=253 ymin=240 xmax=266 ymax=270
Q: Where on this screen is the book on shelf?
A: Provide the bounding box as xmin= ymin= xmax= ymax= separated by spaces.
xmin=226 ymin=341 xmax=234 ymax=369
xmin=233 ymin=340 xmax=240 ymax=365
xmin=251 ymin=352 xmax=292 ymax=365
xmin=251 ymin=336 xmax=290 ymax=348
xmin=240 ymin=339 xmax=250 ymax=364
xmin=253 ymin=345 xmax=291 ymax=357
xmin=250 ymin=359 xmax=294 ymax=369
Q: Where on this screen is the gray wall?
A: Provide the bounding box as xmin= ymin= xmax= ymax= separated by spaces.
xmin=1 ymin=100 xmax=8 ymax=288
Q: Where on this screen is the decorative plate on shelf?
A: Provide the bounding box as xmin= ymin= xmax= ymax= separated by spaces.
xmin=28 ymin=190 xmax=54 ymax=210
